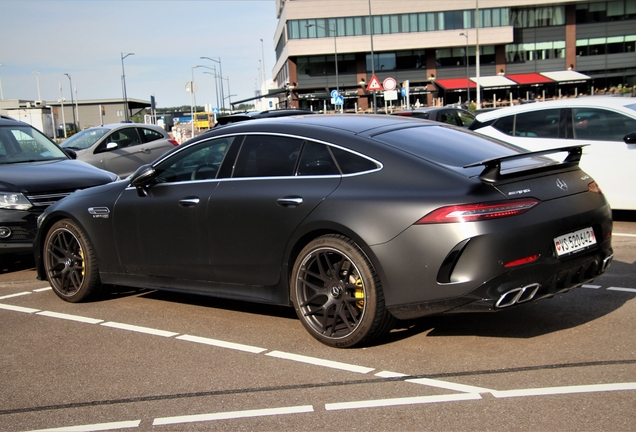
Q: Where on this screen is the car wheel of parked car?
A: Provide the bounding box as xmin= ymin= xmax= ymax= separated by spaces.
xmin=291 ymin=235 xmax=393 ymax=348
xmin=44 ymin=219 xmax=101 ymax=302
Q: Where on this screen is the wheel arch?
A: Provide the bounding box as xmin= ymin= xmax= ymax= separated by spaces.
xmin=35 ymin=211 xmax=88 ymax=281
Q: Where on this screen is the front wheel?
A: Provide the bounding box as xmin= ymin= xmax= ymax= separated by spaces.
xmin=291 ymin=235 xmax=393 ymax=348
xmin=43 ymin=219 xmax=102 ymax=302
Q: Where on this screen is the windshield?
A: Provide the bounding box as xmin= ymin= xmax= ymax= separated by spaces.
xmin=0 ymin=124 xmax=68 ymax=164
xmin=60 ymin=127 xmax=108 ymax=150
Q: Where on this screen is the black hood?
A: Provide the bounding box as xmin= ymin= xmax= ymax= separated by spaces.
xmin=0 ymin=159 xmax=117 ymax=193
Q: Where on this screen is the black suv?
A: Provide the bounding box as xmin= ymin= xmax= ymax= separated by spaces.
xmin=0 ymin=118 xmax=118 ymax=256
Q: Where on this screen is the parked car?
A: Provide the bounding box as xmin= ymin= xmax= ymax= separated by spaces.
xmin=35 ymin=115 xmax=613 ymax=347
xmin=215 ymin=109 xmax=316 ymax=127
xmin=469 ymin=96 xmax=636 ymax=210
xmin=391 ymin=106 xmax=475 ymax=127
xmin=59 ymin=123 xmax=179 ymax=178
xmin=0 ymin=118 xmax=118 ymax=256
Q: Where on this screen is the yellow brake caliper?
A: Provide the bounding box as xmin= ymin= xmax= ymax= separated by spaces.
xmin=355 ymin=278 xmax=364 ymax=308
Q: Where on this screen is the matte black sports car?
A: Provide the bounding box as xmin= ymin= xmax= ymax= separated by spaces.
xmin=34 ymin=115 xmax=613 ymax=347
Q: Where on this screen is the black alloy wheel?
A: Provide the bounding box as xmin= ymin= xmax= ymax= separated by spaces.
xmin=291 ymin=235 xmax=393 ymax=348
xmin=43 ymin=219 xmax=101 ymax=302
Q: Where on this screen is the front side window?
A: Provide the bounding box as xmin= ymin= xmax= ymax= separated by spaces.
xmin=99 ymin=127 xmax=142 ymax=152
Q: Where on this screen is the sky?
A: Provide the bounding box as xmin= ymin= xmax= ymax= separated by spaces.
xmin=1 ymin=0 xmax=279 ymax=108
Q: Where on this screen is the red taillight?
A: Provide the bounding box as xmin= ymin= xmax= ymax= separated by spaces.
xmin=588 ymin=181 xmax=602 ymax=194
xmin=415 ymin=199 xmax=540 ymax=224
xmin=504 ymin=254 xmax=540 ymax=268
xmin=168 ymin=139 xmax=179 ymax=146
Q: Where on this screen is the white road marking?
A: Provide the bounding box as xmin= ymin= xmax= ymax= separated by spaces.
xmin=33 ymin=287 xmax=52 ymax=292
xmin=266 ymin=350 xmax=375 ymax=374
xmin=152 ymin=405 xmax=314 ymax=426
xmin=177 ymin=334 xmax=267 ymax=354
xmin=491 ymin=382 xmax=636 ymax=398
xmin=0 ymin=291 xmax=31 ymax=300
xmin=0 ymin=303 xmax=39 ymax=313
xmin=406 ymin=377 xmax=495 ymax=393
xmin=375 ymin=370 xmax=408 ymax=378
xmin=100 ymin=322 xmax=178 ymax=337
xmin=582 ymin=284 xmax=602 ymax=289
xmin=325 ymin=392 xmax=482 ymax=411
xmin=36 ymin=311 xmax=103 ymax=324
xmin=607 ymin=287 xmax=636 ymax=293
xmin=27 ymin=419 xmax=141 ymax=431
xmin=614 ymin=233 xmax=636 ymax=237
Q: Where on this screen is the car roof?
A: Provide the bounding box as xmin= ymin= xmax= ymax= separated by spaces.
xmin=475 ymin=96 xmax=636 ymax=121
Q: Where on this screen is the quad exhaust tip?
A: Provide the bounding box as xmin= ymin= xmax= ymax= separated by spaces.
xmin=496 ymin=283 xmax=541 ymax=308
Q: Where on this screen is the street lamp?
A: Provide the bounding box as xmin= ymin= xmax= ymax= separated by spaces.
xmin=63 ymin=73 xmax=77 ymax=129
xmin=121 ymin=52 xmax=135 ymax=122
xmin=307 ymin=23 xmax=340 ymax=112
xmin=200 ymin=57 xmax=224 ymax=112
xmin=459 ymin=33 xmax=470 ymax=106
xmin=203 ymin=70 xmax=220 ymax=111
xmin=33 ymin=71 xmax=41 ymax=101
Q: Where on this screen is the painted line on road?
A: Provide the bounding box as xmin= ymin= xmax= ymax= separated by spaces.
xmin=0 ymin=303 xmax=39 ymax=313
xmin=582 ymin=284 xmax=602 ymax=289
xmin=33 ymin=287 xmax=52 ymax=292
xmin=375 ymin=371 xmax=408 ymax=378
xmin=607 ymin=287 xmax=636 ymax=293
xmin=491 ymin=382 xmax=636 ymax=398
xmin=614 ymin=233 xmax=636 ymax=237
xmin=0 ymin=291 xmax=32 ymax=300
xmin=100 ymin=322 xmax=179 ymax=337
xmin=36 ymin=311 xmax=104 ymax=325
xmin=152 ymin=405 xmax=314 ymax=426
xmin=406 ymin=377 xmax=495 ymax=393
xmin=266 ymin=351 xmax=375 ymax=374
xmin=325 ymin=392 xmax=482 ymax=411
xmin=177 ymin=334 xmax=267 ymax=354
xmin=27 ymin=419 xmax=141 ymax=431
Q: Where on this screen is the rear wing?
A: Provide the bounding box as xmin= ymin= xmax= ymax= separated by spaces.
xmin=464 ymin=145 xmax=586 ymax=183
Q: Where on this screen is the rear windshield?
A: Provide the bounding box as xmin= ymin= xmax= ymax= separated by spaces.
xmin=372 ymin=125 xmax=522 ymax=167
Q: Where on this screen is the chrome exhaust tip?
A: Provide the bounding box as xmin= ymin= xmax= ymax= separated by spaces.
xmin=602 ymin=254 xmax=613 ymax=272
xmin=496 ymin=283 xmax=541 ymax=308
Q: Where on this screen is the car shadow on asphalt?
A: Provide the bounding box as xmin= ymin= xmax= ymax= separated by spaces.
xmin=0 ymin=254 xmax=35 ymax=274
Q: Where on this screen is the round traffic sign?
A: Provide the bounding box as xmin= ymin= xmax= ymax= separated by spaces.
xmin=383 ymin=77 xmax=397 ymax=91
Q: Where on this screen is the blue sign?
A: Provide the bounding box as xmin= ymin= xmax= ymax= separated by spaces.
xmin=330 ymin=89 xmax=340 ymax=98
xmin=401 ymin=87 xmax=406 ymax=97
xmin=212 ymin=107 xmax=219 ymax=114
xmin=334 ymin=95 xmax=344 ymax=106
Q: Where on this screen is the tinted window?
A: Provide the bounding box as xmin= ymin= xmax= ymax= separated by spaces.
xmin=513 ymin=109 xmax=561 ymax=138
xmin=572 ymin=108 xmax=636 ymax=141
xmin=330 ymin=147 xmax=379 ymax=174
xmin=492 ymin=115 xmax=515 ymax=135
xmin=100 ymin=127 xmax=142 ymax=152
xmin=457 ymin=110 xmax=475 ymax=126
xmin=438 ymin=110 xmax=459 ymax=126
xmin=297 ymin=141 xmax=340 ymax=176
xmin=141 ymin=128 xmax=164 ymax=142
xmin=233 ymin=135 xmax=302 ymax=178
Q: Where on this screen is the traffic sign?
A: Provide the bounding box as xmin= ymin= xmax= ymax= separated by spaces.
xmin=383 ymin=77 xmax=397 ymax=91
xmin=212 ymin=107 xmax=219 ymax=114
xmin=366 ymin=75 xmax=382 ymax=91
xmin=330 ymin=89 xmax=340 ymax=98
xmin=334 ymin=95 xmax=344 ymax=105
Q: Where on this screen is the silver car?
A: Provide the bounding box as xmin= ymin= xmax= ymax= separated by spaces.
xmin=60 ymin=124 xmax=178 ymax=177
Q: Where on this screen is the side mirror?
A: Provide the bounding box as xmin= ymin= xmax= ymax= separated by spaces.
xmin=63 ymin=148 xmax=77 ymax=159
xmin=624 ymin=131 xmax=636 ymax=145
xmin=129 ymin=164 xmax=157 ymax=197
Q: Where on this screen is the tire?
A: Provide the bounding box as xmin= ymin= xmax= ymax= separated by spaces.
xmin=43 ymin=219 xmax=102 ymax=302
xmin=291 ymin=234 xmax=393 ymax=348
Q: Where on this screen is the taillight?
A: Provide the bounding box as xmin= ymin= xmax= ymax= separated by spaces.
xmin=416 ymin=199 xmax=540 ymax=224
xmin=588 ymin=181 xmax=602 ymax=194
xmin=504 ymin=254 xmax=540 ymax=268
xmin=168 ymin=139 xmax=180 ymax=146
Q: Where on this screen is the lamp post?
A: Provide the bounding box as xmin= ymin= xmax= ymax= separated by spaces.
xmin=0 ymin=63 xmax=4 ymax=100
xmin=307 ymin=23 xmax=339 ymax=112
xmin=200 ymin=57 xmax=224 ymax=112
xmin=63 ymin=73 xmax=77 ymax=130
xmin=459 ymin=33 xmax=470 ymax=106
xmin=121 ymin=52 xmax=134 ymax=122
xmin=260 ymin=38 xmax=267 ymax=86
xmin=203 ymin=70 xmax=220 ymax=111
xmin=33 ymin=71 xmax=41 ymax=101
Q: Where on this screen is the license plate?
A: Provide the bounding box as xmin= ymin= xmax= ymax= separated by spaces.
xmin=554 ymin=227 xmax=597 ymax=257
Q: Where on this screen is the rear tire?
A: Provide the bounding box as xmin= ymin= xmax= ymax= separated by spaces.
xmin=291 ymin=235 xmax=393 ymax=348
xmin=43 ymin=219 xmax=101 ymax=302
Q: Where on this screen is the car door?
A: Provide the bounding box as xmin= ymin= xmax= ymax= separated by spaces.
xmin=112 ymin=136 xmax=235 ymax=280
xmin=96 ymin=127 xmax=148 ymax=177
xmin=570 ymin=107 xmax=636 ymax=210
xmin=207 ymin=135 xmax=341 ymax=286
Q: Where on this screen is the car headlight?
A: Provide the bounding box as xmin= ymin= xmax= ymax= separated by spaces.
xmin=0 ymin=193 xmax=33 ymax=210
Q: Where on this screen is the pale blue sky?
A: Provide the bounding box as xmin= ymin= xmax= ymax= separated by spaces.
xmin=1 ymin=0 xmax=279 ymax=108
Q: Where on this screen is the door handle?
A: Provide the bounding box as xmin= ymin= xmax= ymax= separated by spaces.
xmin=277 ymin=197 xmax=303 ymax=207
xmin=179 ymin=197 xmax=200 ymax=207
xmin=139 ymin=147 xmax=151 ymax=154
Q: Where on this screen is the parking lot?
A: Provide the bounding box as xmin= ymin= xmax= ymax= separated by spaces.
xmin=1 ymin=216 xmax=635 ymax=431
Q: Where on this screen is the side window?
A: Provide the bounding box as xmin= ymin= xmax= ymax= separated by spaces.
xmin=438 ymin=110 xmax=459 ymax=126
xmin=297 ymin=141 xmax=340 ymax=176
xmin=492 ymin=115 xmax=515 ymax=136
xmin=154 ymin=136 xmax=235 ymax=183
xmin=140 ymin=128 xmax=164 ymax=143
xmin=233 ymin=135 xmax=302 ymax=178
xmin=513 ymin=109 xmax=561 ymax=138
xmin=457 ymin=110 xmax=475 ymax=127
xmin=573 ymin=108 xmax=636 ymax=141
xmin=330 ymin=147 xmax=379 ymax=174
xmin=101 ymin=127 xmax=142 ymax=152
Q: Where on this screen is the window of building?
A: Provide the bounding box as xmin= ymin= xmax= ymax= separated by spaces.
xmin=576 ymin=1 xmax=636 ymax=23
xmin=510 ymin=6 xmax=564 ymax=28
xmin=366 ymin=53 xmax=396 ymax=72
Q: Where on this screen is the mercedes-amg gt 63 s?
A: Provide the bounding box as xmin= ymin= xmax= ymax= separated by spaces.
xmin=34 ymin=115 xmax=613 ymax=348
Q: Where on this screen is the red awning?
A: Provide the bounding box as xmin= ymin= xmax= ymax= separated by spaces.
xmin=434 ymin=78 xmax=477 ymax=90
xmin=506 ymin=73 xmax=554 ymax=85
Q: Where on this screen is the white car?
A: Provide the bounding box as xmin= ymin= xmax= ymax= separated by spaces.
xmin=470 ymin=97 xmax=636 ymax=210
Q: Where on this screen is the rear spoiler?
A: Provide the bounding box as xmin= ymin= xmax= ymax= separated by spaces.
xmin=464 ymin=145 xmax=586 ymax=183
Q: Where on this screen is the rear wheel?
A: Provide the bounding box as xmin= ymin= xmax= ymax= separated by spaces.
xmin=43 ymin=219 xmax=101 ymax=302
xmin=291 ymin=235 xmax=393 ymax=348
